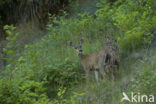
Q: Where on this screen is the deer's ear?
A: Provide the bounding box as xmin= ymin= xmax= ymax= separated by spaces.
xmin=69 ymin=41 xmax=75 ymax=47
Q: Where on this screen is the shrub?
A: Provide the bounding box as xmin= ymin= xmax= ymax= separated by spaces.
xmin=96 ymin=0 xmax=156 ymax=52
xmin=127 ymin=63 xmax=156 ymax=95
xmin=0 ymin=77 xmax=51 ymax=104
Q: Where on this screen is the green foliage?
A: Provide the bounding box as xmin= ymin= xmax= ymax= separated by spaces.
xmin=53 ymin=88 xmax=89 ymax=104
xmin=3 ymin=25 xmax=19 ymax=63
xmin=2 ymin=25 xmax=19 ymax=79
xmin=1 ymin=0 xmax=156 ymax=103
xmin=43 ymin=58 xmax=82 ymax=97
xmin=127 ymin=63 xmax=156 ymax=95
xmin=11 ymin=41 xmax=83 ymax=98
xmin=96 ymin=0 xmax=156 ymax=52
xmin=0 ymin=77 xmax=51 ymax=104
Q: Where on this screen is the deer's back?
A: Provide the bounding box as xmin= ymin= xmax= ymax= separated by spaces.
xmin=80 ymin=46 xmax=119 ymax=71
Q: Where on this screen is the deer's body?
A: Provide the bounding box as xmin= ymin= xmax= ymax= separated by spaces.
xmin=79 ymin=50 xmax=106 ymax=70
xmin=69 ymin=38 xmax=120 ymax=84
xmin=79 ymin=50 xmax=108 ymax=84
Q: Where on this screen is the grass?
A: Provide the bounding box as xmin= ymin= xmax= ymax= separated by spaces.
xmin=61 ymin=42 xmax=156 ymax=104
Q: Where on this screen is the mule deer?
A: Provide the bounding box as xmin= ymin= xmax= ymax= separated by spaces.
xmin=69 ymin=38 xmax=119 ymax=84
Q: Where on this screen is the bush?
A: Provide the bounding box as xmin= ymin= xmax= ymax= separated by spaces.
xmin=43 ymin=58 xmax=83 ymax=97
xmin=96 ymin=0 xmax=156 ymax=52
xmin=0 ymin=77 xmax=51 ymax=104
xmin=127 ymin=63 xmax=156 ymax=95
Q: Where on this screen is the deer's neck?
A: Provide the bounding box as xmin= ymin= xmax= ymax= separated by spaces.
xmin=78 ymin=53 xmax=86 ymax=60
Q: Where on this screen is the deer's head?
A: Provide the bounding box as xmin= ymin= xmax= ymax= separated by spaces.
xmin=69 ymin=38 xmax=84 ymax=55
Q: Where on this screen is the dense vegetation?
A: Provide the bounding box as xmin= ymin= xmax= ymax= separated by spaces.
xmin=0 ymin=0 xmax=156 ymax=104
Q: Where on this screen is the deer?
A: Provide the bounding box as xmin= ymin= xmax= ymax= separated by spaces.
xmin=69 ymin=38 xmax=120 ymax=84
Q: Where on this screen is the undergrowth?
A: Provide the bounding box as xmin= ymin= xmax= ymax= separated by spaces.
xmin=0 ymin=0 xmax=156 ymax=104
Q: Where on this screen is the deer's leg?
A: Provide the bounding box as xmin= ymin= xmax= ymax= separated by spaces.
xmin=112 ymin=66 xmax=118 ymax=81
xmin=99 ymin=67 xmax=106 ymax=80
xmin=112 ymin=70 xmax=115 ymax=81
xmin=94 ymin=71 xmax=99 ymax=84
xmin=85 ymin=69 xmax=89 ymax=85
